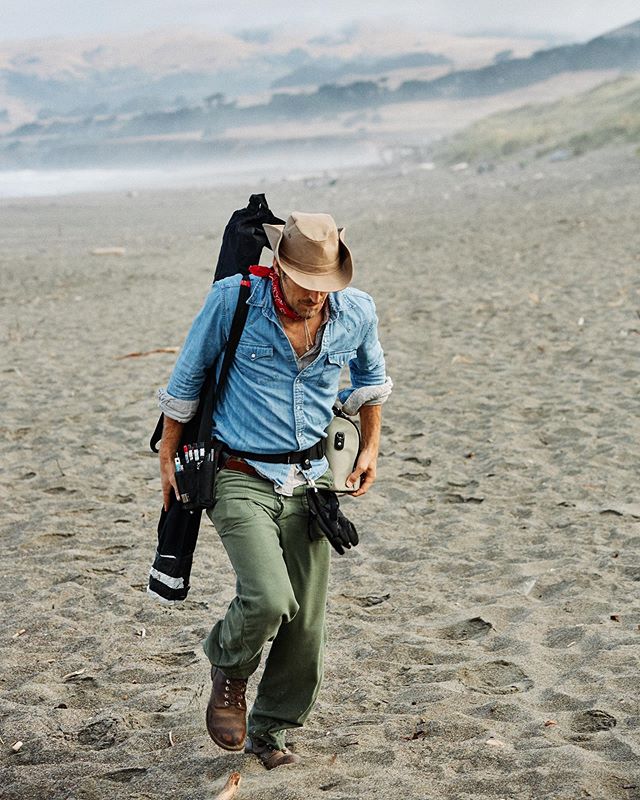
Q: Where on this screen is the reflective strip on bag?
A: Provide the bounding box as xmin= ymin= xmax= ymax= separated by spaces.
xmin=149 ymin=567 xmax=184 ymax=590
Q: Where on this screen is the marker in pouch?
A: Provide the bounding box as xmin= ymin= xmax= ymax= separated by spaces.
xmin=174 ymin=456 xmax=182 ymax=472
xmin=194 ymin=446 xmax=200 ymax=464
xmin=199 ymin=442 xmax=205 ymax=461
xmin=183 ymin=445 xmax=190 ymax=463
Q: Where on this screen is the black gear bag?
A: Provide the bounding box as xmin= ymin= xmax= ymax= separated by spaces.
xmin=147 ymin=194 xmax=283 ymax=603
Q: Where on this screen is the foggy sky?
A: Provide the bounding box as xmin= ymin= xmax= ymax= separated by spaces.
xmin=1 ymin=0 xmax=639 ymax=42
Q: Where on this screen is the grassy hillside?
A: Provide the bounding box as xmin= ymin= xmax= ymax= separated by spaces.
xmin=432 ymin=75 xmax=640 ymax=163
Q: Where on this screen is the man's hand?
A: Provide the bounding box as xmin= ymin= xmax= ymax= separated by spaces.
xmin=347 ymin=403 xmax=382 ymax=498
xmin=346 ymin=447 xmax=377 ymax=497
xmin=159 ymin=415 xmax=185 ymax=511
xmin=160 ymin=456 xmax=181 ymax=511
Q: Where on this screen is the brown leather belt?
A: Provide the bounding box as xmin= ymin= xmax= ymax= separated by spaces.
xmin=221 ymin=457 xmax=261 ymax=478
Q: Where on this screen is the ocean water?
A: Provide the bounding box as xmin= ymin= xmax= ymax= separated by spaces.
xmin=0 ymin=144 xmax=383 ymax=199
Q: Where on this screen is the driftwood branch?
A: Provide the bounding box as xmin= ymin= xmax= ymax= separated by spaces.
xmin=214 ymin=772 xmax=241 ymax=800
xmin=115 ymin=347 xmax=179 ymax=360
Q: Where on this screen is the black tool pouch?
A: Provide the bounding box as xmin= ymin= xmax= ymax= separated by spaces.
xmin=175 ymin=442 xmax=222 ymax=512
xmin=175 ymin=465 xmax=198 ymax=511
xmin=196 ymin=456 xmax=218 ymax=508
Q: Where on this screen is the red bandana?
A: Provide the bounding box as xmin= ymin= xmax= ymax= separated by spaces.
xmin=248 ymin=265 xmax=302 ymax=320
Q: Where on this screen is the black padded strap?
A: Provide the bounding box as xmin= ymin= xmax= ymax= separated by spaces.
xmin=197 ymin=276 xmax=251 ymax=443
xmin=150 ymin=414 xmax=164 ymax=453
xmin=150 ymin=277 xmax=251 ymax=453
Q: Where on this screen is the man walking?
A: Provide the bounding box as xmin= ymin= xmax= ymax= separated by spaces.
xmin=158 ymin=211 xmax=391 ymax=768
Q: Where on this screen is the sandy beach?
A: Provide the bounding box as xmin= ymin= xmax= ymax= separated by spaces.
xmin=1 ymin=145 xmax=639 ymax=799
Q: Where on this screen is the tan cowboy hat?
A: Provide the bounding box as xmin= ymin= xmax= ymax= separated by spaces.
xmin=263 ymin=211 xmax=353 ymax=292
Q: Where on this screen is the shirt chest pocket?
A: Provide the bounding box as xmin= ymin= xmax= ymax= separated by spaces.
xmin=318 ymin=349 xmax=357 ymax=388
xmin=236 ymin=343 xmax=276 ymax=383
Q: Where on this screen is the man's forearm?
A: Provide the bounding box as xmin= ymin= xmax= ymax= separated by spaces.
xmin=159 ymin=415 xmax=185 ymax=464
xmin=347 ymin=403 xmax=382 ymax=496
xmin=359 ymin=404 xmax=382 ymax=455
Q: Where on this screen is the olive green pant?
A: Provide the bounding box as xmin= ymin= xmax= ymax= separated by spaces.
xmin=204 ymin=469 xmax=331 ymax=749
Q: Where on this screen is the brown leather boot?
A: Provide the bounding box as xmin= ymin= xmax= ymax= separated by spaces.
xmin=205 ymin=666 xmax=247 ymax=751
xmin=244 ymin=736 xmax=301 ymax=769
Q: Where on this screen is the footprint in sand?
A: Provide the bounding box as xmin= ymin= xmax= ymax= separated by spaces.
xmin=403 ymin=456 xmax=432 ymax=467
xmin=439 ymin=617 xmax=493 ymax=641
xmin=148 ymin=649 xmax=199 ymax=667
xmin=398 ymin=471 xmax=432 ymax=481
xmin=570 ymin=709 xmax=617 ymax=733
xmin=543 ymin=626 xmax=585 ymax=648
xmin=622 ymin=565 xmax=640 ymax=581
xmin=458 ymin=660 xmax=533 ymax=694
xmin=101 ymin=767 xmax=148 ymax=784
xmin=77 ymin=717 xmax=122 ymax=749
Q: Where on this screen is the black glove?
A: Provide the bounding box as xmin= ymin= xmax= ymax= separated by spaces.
xmin=306 ymin=488 xmax=359 ymax=555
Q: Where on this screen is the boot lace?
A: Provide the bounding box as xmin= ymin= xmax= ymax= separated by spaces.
xmin=223 ymin=676 xmax=247 ymax=709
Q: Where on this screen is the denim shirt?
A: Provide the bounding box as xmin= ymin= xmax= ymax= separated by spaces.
xmin=164 ymin=274 xmax=388 ymax=488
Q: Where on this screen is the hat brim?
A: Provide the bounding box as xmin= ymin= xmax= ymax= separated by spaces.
xmin=262 ymin=223 xmax=353 ymax=292
xmin=263 ymin=222 xmax=284 ymax=253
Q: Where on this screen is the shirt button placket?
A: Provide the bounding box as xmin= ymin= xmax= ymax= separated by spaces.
xmin=294 ymin=378 xmax=304 ymax=444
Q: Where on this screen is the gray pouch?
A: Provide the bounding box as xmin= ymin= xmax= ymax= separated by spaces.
xmin=324 ymin=410 xmax=361 ymax=492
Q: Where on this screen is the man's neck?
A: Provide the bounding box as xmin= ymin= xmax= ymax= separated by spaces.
xmin=279 ymin=302 xmax=328 ymax=356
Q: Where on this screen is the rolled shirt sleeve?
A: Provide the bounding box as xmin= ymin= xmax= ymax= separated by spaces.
xmin=339 ymin=376 xmax=393 ymax=416
xmin=157 ymin=388 xmax=200 ymax=423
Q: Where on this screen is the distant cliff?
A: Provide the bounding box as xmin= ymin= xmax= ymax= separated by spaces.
xmin=395 ymin=19 xmax=640 ymax=102
xmin=2 ymin=20 xmax=638 ymax=169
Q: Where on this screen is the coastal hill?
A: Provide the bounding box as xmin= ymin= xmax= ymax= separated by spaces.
xmin=396 ymin=18 xmax=640 ymax=102
xmin=0 ymin=24 xmax=545 ymax=130
xmin=1 ymin=19 xmax=639 ymax=170
xmin=432 ymin=74 xmax=640 ymax=164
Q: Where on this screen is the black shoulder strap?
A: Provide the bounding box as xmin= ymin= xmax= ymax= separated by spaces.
xmin=150 ymin=413 xmax=164 ymax=453
xmin=150 ymin=276 xmax=251 ymax=452
xmin=196 ymin=275 xmax=251 ymax=442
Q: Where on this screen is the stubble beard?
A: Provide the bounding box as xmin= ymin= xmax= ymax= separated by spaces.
xmin=297 ymin=304 xmax=321 ymax=320
xmin=278 ymin=269 xmax=325 ymax=320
